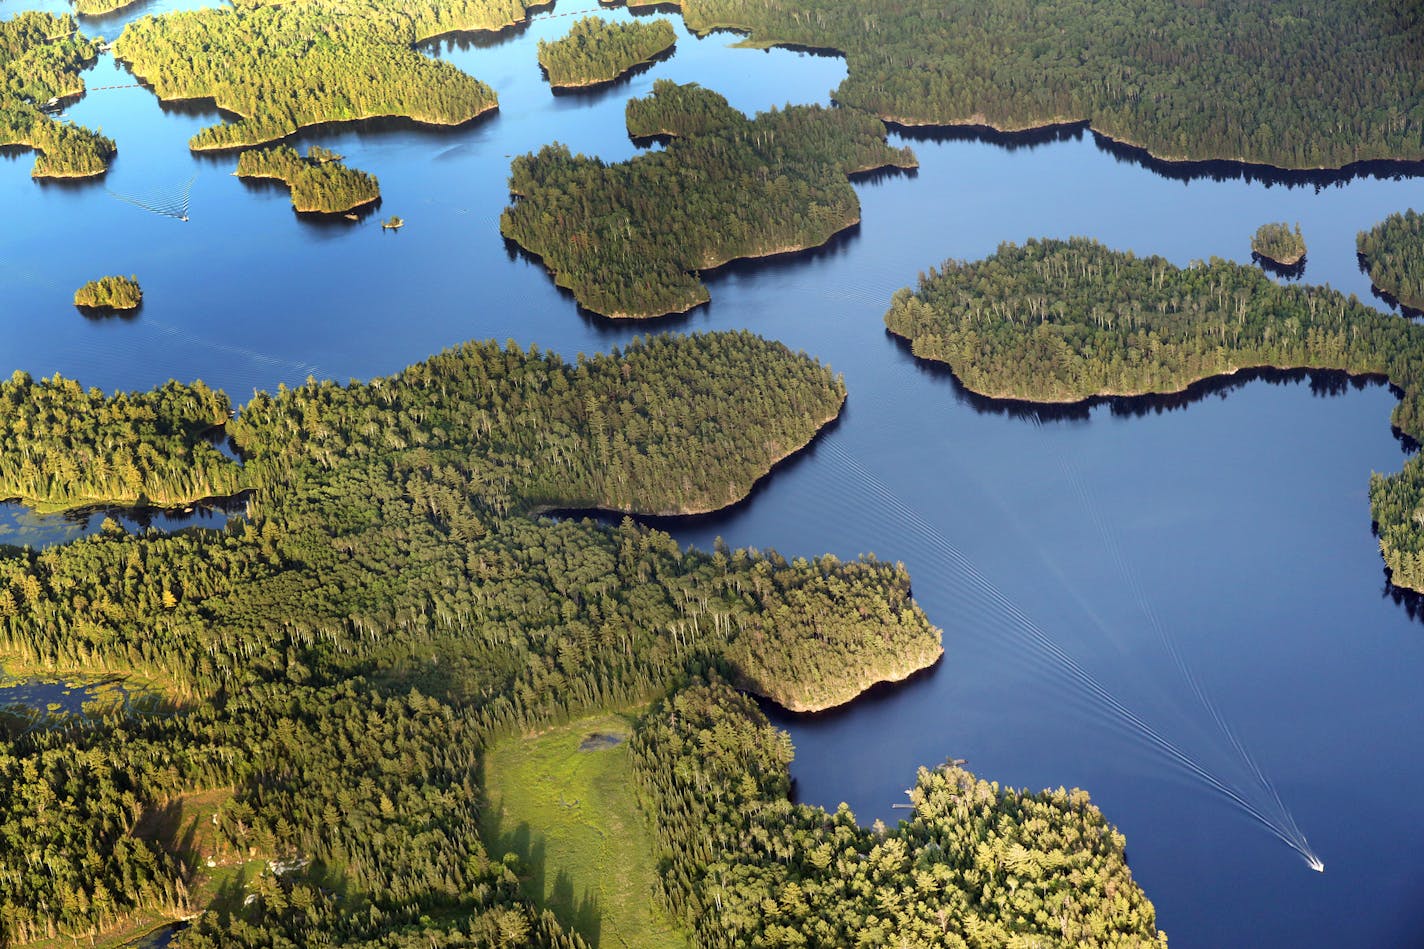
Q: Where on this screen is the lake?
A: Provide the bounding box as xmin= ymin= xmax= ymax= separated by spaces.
xmin=2 ymin=1 xmax=1423 ymax=944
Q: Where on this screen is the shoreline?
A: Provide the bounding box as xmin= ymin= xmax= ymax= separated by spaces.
xmin=531 ymin=393 xmax=846 ymax=519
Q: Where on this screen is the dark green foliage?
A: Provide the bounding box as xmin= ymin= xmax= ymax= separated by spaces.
xmin=538 ymin=16 xmax=676 ymax=89
xmin=73 ymin=273 xmax=143 ymax=310
xmin=0 ymin=370 xmax=241 ymax=512
xmin=1251 ymin=222 xmax=1305 ymax=266
xmin=630 ymin=679 xmax=1165 ymax=947
xmin=236 ymin=145 xmax=381 ymax=213
xmin=0 ymin=332 xmax=944 ymax=942
xmin=1358 ymin=209 xmax=1424 ymax=311
xmin=501 ymin=80 xmax=915 ymax=318
xmin=72 ymin=0 xmax=142 ymax=15
xmin=0 ymin=12 xmax=114 ymax=177
xmin=883 ymin=237 xmax=1424 ymax=594
xmin=113 ymin=0 xmax=520 ymax=151
xmin=650 ymin=0 xmax=1424 ymax=169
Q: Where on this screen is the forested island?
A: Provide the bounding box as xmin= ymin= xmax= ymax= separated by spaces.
xmin=73 ymin=274 xmax=143 ymax=311
xmin=235 ymin=145 xmax=381 ymax=214
xmin=0 ymin=331 xmax=1018 ymax=947
xmin=0 ymin=371 xmax=240 ymax=512
xmin=112 ymin=0 xmax=521 ymax=151
xmin=72 ymin=0 xmax=142 ymax=16
xmin=627 ymin=0 xmax=1424 ymax=170
xmin=538 ymin=16 xmax=676 ymax=89
xmin=1358 ymin=210 xmax=1424 ymax=312
xmin=0 ymin=12 xmax=116 ymax=178
xmin=1251 ymin=222 xmax=1306 ymax=269
xmin=501 ymin=80 xmax=916 ymax=318
xmin=882 ymin=237 xmax=1424 ymax=594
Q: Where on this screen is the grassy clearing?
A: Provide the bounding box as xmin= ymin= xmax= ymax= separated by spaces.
xmin=481 ymin=711 xmax=688 ymax=949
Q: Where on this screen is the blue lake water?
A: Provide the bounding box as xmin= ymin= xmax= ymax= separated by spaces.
xmin=2 ymin=1 xmax=1424 ymax=944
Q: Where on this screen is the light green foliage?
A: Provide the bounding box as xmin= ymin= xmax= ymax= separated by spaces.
xmin=236 ymin=145 xmax=381 ymax=213
xmin=113 ymin=0 xmax=523 ymax=150
xmin=501 ymin=80 xmax=915 ymax=318
xmin=482 ymin=712 xmax=689 ymax=949
xmin=646 ymin=0 xmax=1424 ymax=168
xmin=1251 ymin=222 xmax=1306 ymax=266
xmin=1358 ymin=209 xmax=1424 ymax=311
xmin=0 ymin=12 xmax=115 ymax=177
xmin=882 ymin=236 xmax=1424 ymax=594
xmin=0 ymin=331 xmax=943 ymax=943
xmin=631 ymin=679 xmax=1166 ymax=947
xmin=538 ymin=16 xmax=676 ymax=88
xmin=73 ymin=274 xmax=143 ymax=309
xmin=0 ymin=370 xmax=241 ymax=512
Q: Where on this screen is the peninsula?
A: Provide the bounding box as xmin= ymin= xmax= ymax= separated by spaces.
xmin=235 ymin=145 xmax=381 ymax=214
xmin=1358 ymin=209 xmax=1424 ymax=312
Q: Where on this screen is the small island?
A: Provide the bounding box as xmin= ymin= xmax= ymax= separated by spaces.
xmin=73 ymin=274 xmax=142 ymax=311
xmin=537 ymin=16 xmax=676 ymax=89
xmin=501 ymin=80 xmax=916 ymax=318
xmin=382 ymin=215 xmax=404 ymax=229
xmin=235 ymin=145 xmax=380 ymax=214
xmin=1250 ymin=221 xmax=1306 ymax=270
xmin=1358 ymin=209 xmax=1424 ymax=312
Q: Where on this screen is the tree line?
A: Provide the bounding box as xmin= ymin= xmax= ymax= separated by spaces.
xmin=501 ymin=80 xmax=916 ymax=318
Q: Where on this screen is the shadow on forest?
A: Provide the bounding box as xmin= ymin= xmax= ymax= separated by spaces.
xmin=481 ymin=808 xmax=604 ymax=946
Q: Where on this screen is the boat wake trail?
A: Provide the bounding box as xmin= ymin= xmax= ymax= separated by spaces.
xmin=821 ymin=439 xmax=1323 ymax=872
xmin=108 ymin=174 xmax=196 ymax=221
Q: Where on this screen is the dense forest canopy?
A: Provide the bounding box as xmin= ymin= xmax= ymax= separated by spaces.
xmin=1251 ymin=222 xmax=1306 ymax=267
xmin=113 ymin=0 xmax=525 ymax=150
xmin=631 ymin=679 xmax=1166 ymax=947
xmin=235 ymin=144 xmax=381 ymax=213
xmin=71 ymin=0 xmax=142 ymax=15
xmin=501 ymin=80 xmax=915 ymax=318
xmin=537 ymin=16 xmax=676 ymax=89
xmin=635 ymin=0 xmax=1424 ymax=169
xmin=1357 ymin=209 xmax=1424 ymax=312
xmin=882 ymin=236 xmax=1424 ymax=593
xmin=0 ymin=371 xmax=240 ymax=513
xmin=0 ymin=12 xmax=115 ymax=177
xmin=0 ymin=331 xmax=951 ymax=944
xmin=72 ymin=273 xmax=143 ymax=310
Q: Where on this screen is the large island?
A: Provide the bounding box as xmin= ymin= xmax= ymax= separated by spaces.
xmin=883 ymin=236 xmax=1424 ymax=595
xmin=501 ymin=80 xmax=916 ymax=319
